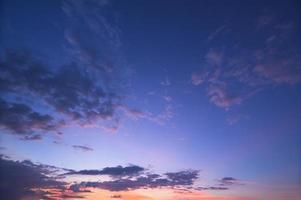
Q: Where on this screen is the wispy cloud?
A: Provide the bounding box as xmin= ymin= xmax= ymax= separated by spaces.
xmin=72 ymin=145 xmax=94 ymax=152
xmin=192 ymin=14 xmax=300 ymax=109
xmin=218 ymin=177 xmax=244 ymax=186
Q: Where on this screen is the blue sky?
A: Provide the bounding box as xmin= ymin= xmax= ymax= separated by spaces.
xmin=0 ymin=0 xmax=300 ymax=199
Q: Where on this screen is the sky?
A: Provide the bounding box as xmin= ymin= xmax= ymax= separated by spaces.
xmin=0 ymin=0 xmax=300 ymax=199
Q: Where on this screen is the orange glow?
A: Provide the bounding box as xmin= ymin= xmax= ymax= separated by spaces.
xmin=82 ymin=187 xmax=258 ymax=200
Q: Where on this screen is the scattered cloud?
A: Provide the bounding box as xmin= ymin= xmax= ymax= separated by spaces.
xmin=0 ymin=155 xmax=244 ymax=199
xmin=207 ymin=83 xmax=242 ymax=108
xmin=226 ymin=113 xmax=249 ymax=125
xmin=72 ymin=145 xmax=94 ymax=152
xmin=192 ymin=14 xmax=300 ymax=109
xmin=161 ymin=76 xmax=171 ymax=86
xmin=191 ymin=72 xmax=207 ymax=86
xmin=205 ymin=49 xmax=224 ymax=66
xmin=120 ymin=104 xmax=175 ymax=125
xmin=0 ymin=48 xmax=121 ymax=138
xmin=207 ymin=25 xmax=228 ymax=41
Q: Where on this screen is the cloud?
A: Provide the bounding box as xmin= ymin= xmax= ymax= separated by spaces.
xmin=192 ymin=14 xmax=300 ymax=109
xmin=207 ymin=84 xmax=242 ymax=108
xmin=218 ymin=177 xmax=243 ymax=186
xmin=160 ymin=76 xmax=171 ymax=86
xmin=207 ymin=25 xmax=228 ymax=41
xmin=21 ymin=134 xmax=42 ymax=141
xmin=165 ymin=170 xmax=199 ymax=186
xmin=0 ymin=0 xmax=129 ymax=139
xmin=205 ymin=49 xmax=224 ymax=66
xmin=72 ymin=145 xmax=94 ymax=152
xmin=111 ymin=194 xmax=122 ymax=198
xmin=191 ymin=72 xmax=206 ymax=86
xmin=254 ymin=60 xmax=301 ymax=84
xmin=0 ymin=98 xmax=65 ymax=137
xmin=0 ymin=156 xmax=67 ymax=200
xmin=197 ymin=186 xmax=228 ymax=190
xmin=69 ymin=170 xmax=200 ymax=192
xmin=62 ymin=0 xmax=122 ymax=73
xmin=226 ymin=113 xmax=248 ymax=125
xmin=120 ymin=104 xmax=175 ymax=125
xmin=0 ymin=49 xmax=121 ymax=138
xmin=66 ymin=165 xmax=145 ymax=177
xmin=0 ymin=155 xmax=241 ymax=199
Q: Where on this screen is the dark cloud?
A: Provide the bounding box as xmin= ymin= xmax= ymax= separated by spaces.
xmin=0 ymin=48 xmax=120 ymax=138
xmin=21 ymin=134 xmax=42 ymax=141
xmin=0 ymin=98 xmax=65 ymax=137
xmin=66 ymin=165 xmax=145 ymax=177
xmin=72 ymin=145 xmax=94 ymax=152
xmin=0 ymin=155 xmax=238 ymax=197
xmin=70 ymin=170 xmax=200 ymax=191
xmin=165 ymin=170 xmax=199 ymax=186
xmin=60 ymin=194 xmax=85 ymax=199
xmin=218 ymin=177 xmax=243 ymax=186
xmin=197 ymin=186 xmax=228 ymax=190
xmin=0 ymin=156 xmax=66 ymax=200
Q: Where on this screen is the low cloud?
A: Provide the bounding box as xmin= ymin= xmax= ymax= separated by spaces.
xmin=66 ymin=165 xmax=145 ymax=177
xmin=70 ymin=170 xmax=199 ymax=192
xmin=0 ymin=155 xmax=242 ymax=199
xmin=0 ymin=156 xmax=67 ymax=200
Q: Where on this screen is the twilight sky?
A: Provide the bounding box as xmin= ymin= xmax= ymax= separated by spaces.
xmin=0 ymin=0 xmax=301 ymax=200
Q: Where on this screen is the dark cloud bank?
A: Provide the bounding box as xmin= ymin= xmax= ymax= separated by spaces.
xmin=0 ymin=155 xmax=241 ymax=199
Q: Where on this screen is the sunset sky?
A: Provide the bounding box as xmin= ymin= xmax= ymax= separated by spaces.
xmin=0 ymin=0 xmax=300 ymax=200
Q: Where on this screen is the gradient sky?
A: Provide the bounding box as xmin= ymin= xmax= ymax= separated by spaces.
xmin=0 ymin=0 xmax=301 ymax=200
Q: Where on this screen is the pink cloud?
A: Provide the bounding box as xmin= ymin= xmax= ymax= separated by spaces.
xmin=208 ymin=84 xmax=242 ymax=108
xmin=254 ymin=60 xmax=301 ymax=84
xmin=205 ymin=49 xmax=224 ymax=66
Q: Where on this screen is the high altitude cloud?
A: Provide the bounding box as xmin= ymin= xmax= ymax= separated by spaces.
xmin=63 ymin=0 xmax=122 ymax=73
xmin=192 ymin=13 xmax=301 ymax=109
